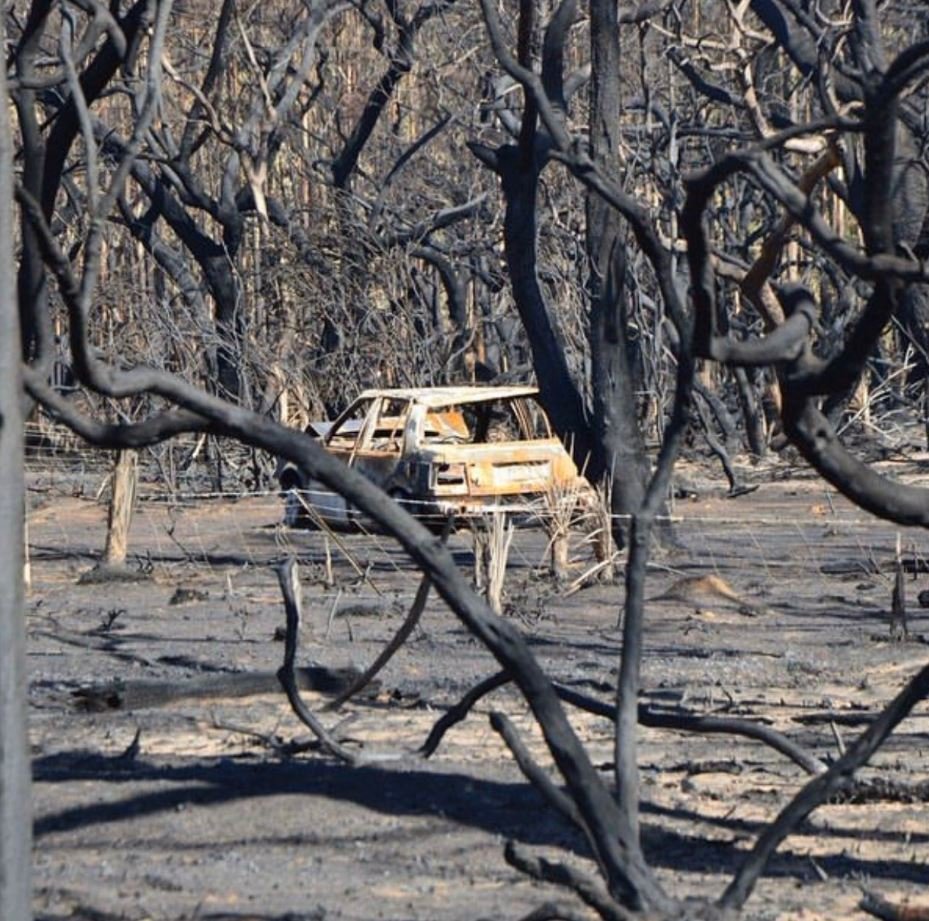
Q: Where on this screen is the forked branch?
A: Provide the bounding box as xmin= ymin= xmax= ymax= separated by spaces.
xmin=325 ymin=516 xmax=453 ymax=711
xmin=276 ymin=557 xmax=360 ymax=764
xmin=721 ymin=663 xmax=929 ymax=910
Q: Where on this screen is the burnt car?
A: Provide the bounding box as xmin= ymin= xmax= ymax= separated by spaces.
xmin=277 ymin=385 xmax=592 ymax=529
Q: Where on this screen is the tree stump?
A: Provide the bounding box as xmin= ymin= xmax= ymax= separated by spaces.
xmin=104 ymin=449 xmax=138 ymax=567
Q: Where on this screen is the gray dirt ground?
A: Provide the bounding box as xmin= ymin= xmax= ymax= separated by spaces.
xmin=24 ymin=454 xmax=929 ymax=921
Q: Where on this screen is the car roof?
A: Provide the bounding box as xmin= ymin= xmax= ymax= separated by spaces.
xmin=354 ymin=385 xmax=539 ymax=408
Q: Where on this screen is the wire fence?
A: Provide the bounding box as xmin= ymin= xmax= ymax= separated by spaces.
xmin=23 ymin=421 xmax=929 ymax=611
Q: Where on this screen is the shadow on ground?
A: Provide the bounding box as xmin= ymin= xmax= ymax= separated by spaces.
xmin=34 ymin=750 xmax=929 ymax=889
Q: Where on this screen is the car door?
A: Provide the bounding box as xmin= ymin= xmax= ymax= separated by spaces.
xmin=308 ymin=396 xmax=412 ymax=526
xmin=343 ymin=397 xmax=410 ymax=520
xmin=302 ymin=397 xmax=381 ymax=526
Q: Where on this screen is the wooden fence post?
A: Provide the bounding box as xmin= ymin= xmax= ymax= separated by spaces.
xmin=23 ymin=516 xmax=30 ymax=591
xmin=471 ymin=511 xmax=513 ymax=615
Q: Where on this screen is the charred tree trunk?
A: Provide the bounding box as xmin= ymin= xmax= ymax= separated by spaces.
xmin=12 ymin=2 xmax=50 ymax=368
xmin=469 ymin=145 xmax=594 ymax=461
xmin=12 ymin=0 xmax=147 ymax=373
xmin=497 ymin=148 xmax=593 ymax=462
xmin=0 ymin=10 xmax=32 ymax=911
xmin=734 ymin=367 xmax=767 ymax=459
xmin=897 ymin=172 xmax=929 ymax=423
xmin=894 ymin=128 xmax=929 ymax=391
xmin=204 ymin=247 xmax=246 ymax=403
xmin=467 ymin=0 xmax=593 ymax=466
xmin=586 ymin=0 xmax=651 ymax=537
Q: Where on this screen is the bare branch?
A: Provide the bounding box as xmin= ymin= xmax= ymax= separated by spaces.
xmin=490 ymin=711 xmax=583 ymax=827
xmin=326 ymin=517 xmax=452 ymax=710
xmin=617 ymin=0 xmax=674 ymax=24
xmin=23 ymin=368 xmax=211 ymax=449
xmin=541 ymin=0 xmax=577 ymax=114
xmin=504 ymin=842 xmax=636 ymax=921
xmin=550 ymin=684 xmax=827 ymax=777
xmin=59 ymin=7 xmax=99 ymax=214
xmin=860 ymin=890 xmax=929 ymax=921
xmin=701 ymin=292 xmax=818 ymax=367
xmin=276 ymin=558 xmax=361 ymax=765
xmin=419 ymin=670 xmax=511 ymax=757
xmin=740 ymin=144 xmax=843 ymax=329
xmin=378 ymin=196 xmax=488 ymax=248
xmin=783 ymin=399 xmax=929 ymax=527
xmin=721 ymin=663 xmax=929 ymax=910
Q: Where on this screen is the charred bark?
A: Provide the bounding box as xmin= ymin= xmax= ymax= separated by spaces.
xmin=586 ymin=0 xmax=650 ymax=532
xmin=468 ymin=143 xmax=594 ymax=466
xmin=0 ymin=7 xmax=31 ymax=911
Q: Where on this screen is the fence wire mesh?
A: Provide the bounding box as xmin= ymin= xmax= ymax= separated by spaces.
xmin=24 ymin=426 xmax=929 ymax=622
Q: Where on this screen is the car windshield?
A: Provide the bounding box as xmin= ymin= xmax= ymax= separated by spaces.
xmin=325 ymin=393 xmax=553 ymax=452
xmin=423 ymin=397 xmax=550 ymax=445
xmin=328 ymin=397 xmax=409 ymax=452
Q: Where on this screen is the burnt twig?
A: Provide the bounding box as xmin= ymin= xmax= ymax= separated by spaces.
xmin=490 ymin=711 xmax=582 ymax=826
xmin=721 ymin=663 xmax=929 ymax=909
xmin=551 ymin=683 xmax=826 ymax=777
xmin=276 ymin=557 xmax=360 ymax=764
xmin=326 ymin=516 xmax=452 ymax=710
xmin=504 ymin=841 xmax=635 ymax=921
xmin=419 ymin=669 xmax=511 ymax=757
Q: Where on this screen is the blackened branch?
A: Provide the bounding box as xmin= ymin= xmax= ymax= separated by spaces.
xmin=721 ymin=664 xmax=929 ymax=909
xmin=504 ymin=842 xmax=637 ymax=921
xmin=276 ymin=558 xmax=361 ymax=765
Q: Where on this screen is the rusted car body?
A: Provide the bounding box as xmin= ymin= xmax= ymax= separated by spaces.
xmin=277 ymin=385 xmax=592 ymax=529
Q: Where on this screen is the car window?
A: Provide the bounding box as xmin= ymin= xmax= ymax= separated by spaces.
xmin=368 ymin=398 xmax=409 ymax=451
xmin=420 ymin=398 xmax=551 ymax=445
xmin=423 ymin=410 xmax=470 ymax=442
xmin=327 ymin=399 xmax=373 ymax=449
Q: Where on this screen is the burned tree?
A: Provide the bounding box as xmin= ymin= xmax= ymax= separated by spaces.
xmin=467 ymin=0 xmax=595 ymax=466
xmin=0 ymin=8 xmax=30 ymax=919
xmin=469 ymin=0 xmax=929 ymax=917
xmin=469 ymin=0 xmax=668 ymax=532
xmin=6 ymin=2 xmax=929 ymax=921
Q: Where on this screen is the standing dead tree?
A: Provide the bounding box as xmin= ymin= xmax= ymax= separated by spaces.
xmin=468 ymin=0 xmax=929 ymax=918
xmin=469 ymin=0 xmax=665 ymax=539
xmin=0 ymin=8 xmax=30 ymax=919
